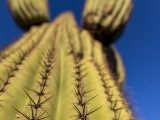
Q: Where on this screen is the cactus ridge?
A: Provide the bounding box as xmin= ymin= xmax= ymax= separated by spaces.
xmin=0 ymin=24 xmax=54 ymax=119
xmin=65 ymin=21 xmax=103 ymax=120
xmin=14 ymin=45 xmax=56 ymax=119
xmin=0 ymin=25 xmax=49 ymax=98
xmin=0 ymin=25 xmax=48 ymax=64
xmin=93 ymin=63 xmax=131 ymax=119
xmin=71 ymin=47 xmax=100 ymax=120
xmin=89 ymin=40 xmax=134 ymax=120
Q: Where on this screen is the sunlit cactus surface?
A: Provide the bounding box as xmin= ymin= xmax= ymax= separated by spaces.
xmin=0 ymin=0 xmax=135 ymax=120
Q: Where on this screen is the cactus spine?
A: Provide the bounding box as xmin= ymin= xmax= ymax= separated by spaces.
xmin=0 ymin=0 xmax=136 ymax=120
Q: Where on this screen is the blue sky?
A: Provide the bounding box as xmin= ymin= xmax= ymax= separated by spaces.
xmin=0 ymin=0 xmax=159 ymax=119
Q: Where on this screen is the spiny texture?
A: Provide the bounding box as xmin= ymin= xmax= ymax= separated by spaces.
xmin=0 ymin=0 xmax=135 ymax=119
xmin=0 ymin=13 xmax=134 ymax=120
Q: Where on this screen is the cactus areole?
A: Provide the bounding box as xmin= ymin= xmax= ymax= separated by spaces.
xmin=0 ymin=0 xmax=135 ymax=120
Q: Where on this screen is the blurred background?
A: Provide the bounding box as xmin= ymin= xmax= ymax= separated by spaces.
xmin=0 ymin=0 xmax=159 ymax=119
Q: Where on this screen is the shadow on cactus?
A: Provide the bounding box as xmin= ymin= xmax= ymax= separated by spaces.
xmin=0 ymin=0 xmax=137 ymax=119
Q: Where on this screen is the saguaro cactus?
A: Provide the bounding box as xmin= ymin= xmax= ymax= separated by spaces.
xmin=0 ymin=0 xmax=135 ymax=120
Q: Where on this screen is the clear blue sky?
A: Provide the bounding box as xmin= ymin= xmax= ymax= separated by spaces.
xmin=0 ymin=0 xmax=159 ymax=120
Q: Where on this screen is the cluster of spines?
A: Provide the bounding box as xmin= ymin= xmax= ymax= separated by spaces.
xmin=73 ymin=56 xmax=101 ymax=120
xmin=14 ymin=44 xmax=55 ymax=119
xmin=0 ymin=26 xmax=48 ymax=98
xmin=66 ymin=28 xmax=101 ymax=120
xmin=0 ymin=42 xmax=35 ymax=96
xmin=93 ymin=61 xmax=134 ymax=120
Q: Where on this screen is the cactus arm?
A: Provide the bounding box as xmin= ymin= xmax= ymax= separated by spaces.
xmin=82 ymin=0 xmax=133 ymax=46
xmin=8 ymin=0 xmax=50 ymax=30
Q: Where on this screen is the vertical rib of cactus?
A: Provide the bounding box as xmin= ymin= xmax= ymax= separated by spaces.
xmin=0 ymin=23 xmax=55 ymax=119
xmin=12 ymin=23 xmax=55 ymax=119
xmin=79 ymin=33 xmax=135 ymax=119
xmin=18 ymin=38 xmax=56 ymax=120
xmin=92 ymin=41 xmax=134 ymax=120
xmin=0 ymin=24 xmax=48 ymax=74
xmin=0 ymin=27 xmax=41 ymax=63
xmin=48 ymin=13 xmax=79 ymax=120
xmin=0 ymin=25 xmax=43 ymax=91
xmin=8 ymin=0 xmax=50 ymax=30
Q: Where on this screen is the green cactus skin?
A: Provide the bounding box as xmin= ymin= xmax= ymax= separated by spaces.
xmin=82 ymin=0 xmax=133 ymax=46
xmin=0 ymin=0 xmax=136 ymax=120
xmin=8 ymin=0 xmax=50 ymax=30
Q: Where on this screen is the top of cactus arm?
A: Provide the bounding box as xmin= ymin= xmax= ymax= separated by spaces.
xmin=8 ymin=0 xmax=50 ymax=30
xmin=82 ymin=0 xmax=133 ymax=46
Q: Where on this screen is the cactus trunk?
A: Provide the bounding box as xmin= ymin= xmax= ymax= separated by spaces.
xmin=0 ymin=0 xmax=136 ymax=119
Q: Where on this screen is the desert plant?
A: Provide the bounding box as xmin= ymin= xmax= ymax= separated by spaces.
xmin=0 ymin=0 xmax=135 ymax=119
